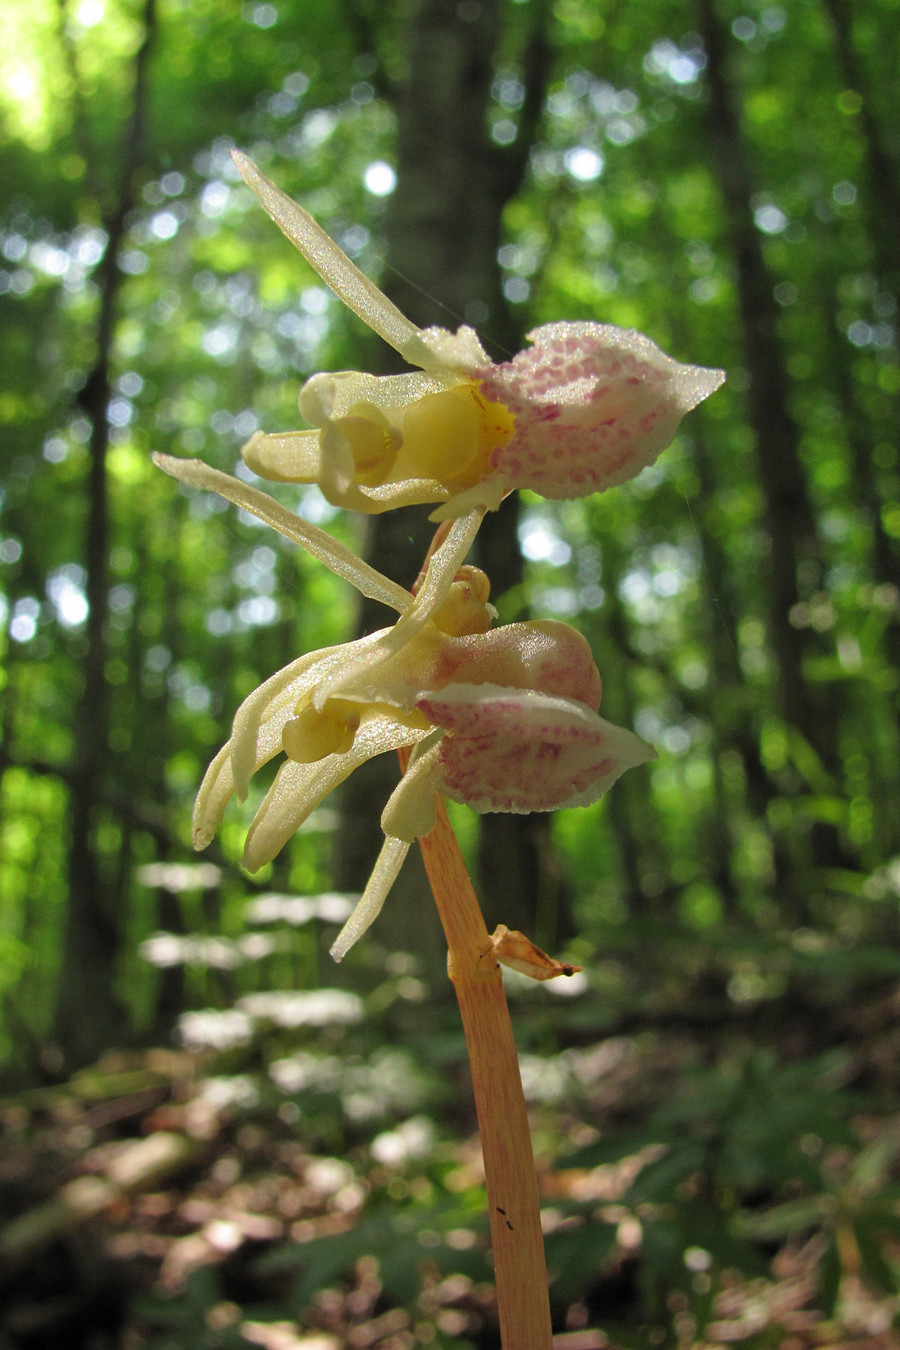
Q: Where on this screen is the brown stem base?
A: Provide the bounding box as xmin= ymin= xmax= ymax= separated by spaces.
xmin=415 ymin=791 xmax=553 ymax=1349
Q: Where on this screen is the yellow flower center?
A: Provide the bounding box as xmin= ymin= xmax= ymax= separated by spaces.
xmin=331 ymin=383 xmax=514 ymax=495
xmin=432 ymin=565 xmax=494 ymax=636
xmin=282 ymin=701 xmax=360 ymax=762
xmin=400 ymin=383 xmax=514 ymax=483
xmin=337 ymin=402 xmax=401 ymax=486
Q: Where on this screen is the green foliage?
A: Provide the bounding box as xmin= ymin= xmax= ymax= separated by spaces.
xmin=7 ymin=978 xmax=899 ymax=1346
xmin=2 ymin=0 xmax=899 ymax=1053
xmin=1 ymin=0 xmax=900 ymax=1340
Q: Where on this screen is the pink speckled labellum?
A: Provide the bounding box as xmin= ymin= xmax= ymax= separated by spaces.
xmin=416 ymin=683 xmax=654 ymax=814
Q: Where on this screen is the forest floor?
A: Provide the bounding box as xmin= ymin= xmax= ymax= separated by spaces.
xmin=1 ymin=983 xmax=900 ymax=1350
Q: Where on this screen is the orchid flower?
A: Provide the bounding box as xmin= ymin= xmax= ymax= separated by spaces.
xmin=156 ymin=453 xmax=653 ymax=962
xmin=231 ymin=151 xmax=725 ymax=531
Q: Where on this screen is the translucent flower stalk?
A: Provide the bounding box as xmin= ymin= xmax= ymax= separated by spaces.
xmin=407 ymin=772 xmax=555 ymax=1350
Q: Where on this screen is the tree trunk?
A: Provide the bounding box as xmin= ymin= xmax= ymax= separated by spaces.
xmin=821 ymin=0 xmax=900 ymax=299
xmin=334 ymin=0 xmax=559 ymax=950
xmin=698 ymin=0 xmax=825 ymax=742
xmin=689 ymin=431 xmax=795 ymax=908
xmin=697 ymin=0 xmax=861 ymax=903
xmin=591 ymin=536 xmax=666 ymax=917
xmin=54 ymin=0 xmax=157 ymax=1068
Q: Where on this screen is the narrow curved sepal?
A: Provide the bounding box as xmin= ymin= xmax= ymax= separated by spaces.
xmin=242 ymin=716 xmax=426 ymax=871
xmin=154 ymin=453 xmax=412 ymax=615
xmin=329 ymin=836 xmax=412 ymax=961
xmin=231 ymin=150 xmax=422 ymax=360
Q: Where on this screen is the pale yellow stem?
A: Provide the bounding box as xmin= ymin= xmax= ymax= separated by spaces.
xmin=412 ymin=781 xmax=554 ymax=1349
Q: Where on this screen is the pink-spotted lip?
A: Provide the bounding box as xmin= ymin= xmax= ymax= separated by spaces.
xmin=475 ymin=321 xmax=725 ymax=498
xmin=420 ymin=685 xmax=600 ymax=736
xmin=417 ymin=683 xmax=655 ymax=814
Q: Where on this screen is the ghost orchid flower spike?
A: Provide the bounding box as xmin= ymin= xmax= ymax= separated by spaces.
xmin=231 ymin=152 xmax=725 ymax=522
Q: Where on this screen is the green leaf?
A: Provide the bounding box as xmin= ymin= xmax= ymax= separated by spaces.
xmin=818 ymin=1233 xmax=843 ymax=1317
xmin=854 ymin=1220 xmax=899 ymax=1295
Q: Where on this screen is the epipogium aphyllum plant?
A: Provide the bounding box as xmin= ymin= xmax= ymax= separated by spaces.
xmin=156 ymin=152 xmax=724 ymax=1349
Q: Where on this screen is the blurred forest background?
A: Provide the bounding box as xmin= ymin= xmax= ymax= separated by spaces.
xmin=2 ymin=0 xmax=900 ymax=1345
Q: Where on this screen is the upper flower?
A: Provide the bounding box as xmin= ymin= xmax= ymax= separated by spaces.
xmin=231 ymin=151 xmax=725 ymax=521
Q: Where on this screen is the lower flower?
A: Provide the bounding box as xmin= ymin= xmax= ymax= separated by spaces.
xmin=189 ymin=575 xmax=653 ymax=961
xmin=156 ymin=453 xmax=654 ymax=963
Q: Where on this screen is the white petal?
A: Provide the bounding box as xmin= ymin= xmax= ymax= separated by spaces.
xmin=380 ymin=733 xmax=444 ymax=840
xmin=298 ymin=369 xmax=460 ymax=426
xmin=232 ymin=151 xmax=422 ymax=359
xmin=241 ymin=429 xmax=320 ymax=483
xmin=192 ymin=744 xmax=235 ymax=849
xmin=400 ymin=323 xmax=491 ymax=373
xmin=154 ymin=454 xmax=411 ymax=615
xmin=329 ymin=836 xmax=411 ymax=961
xmin=428 ymin=476 xmax=507 ymax=521
xmin=320 ymin=475 xmax=460 ymax=514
